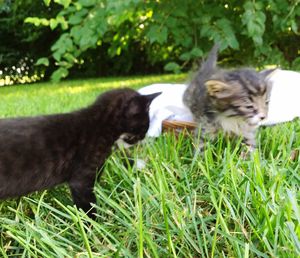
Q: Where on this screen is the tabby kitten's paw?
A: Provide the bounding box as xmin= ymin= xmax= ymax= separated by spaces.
xmin=192 ymin=136 xmax=205 ymax=154
xmin=240 ymin=145 xmax=255 ymax=159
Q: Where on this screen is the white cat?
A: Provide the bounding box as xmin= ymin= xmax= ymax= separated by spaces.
xmin=260 ymin=69 xmax=300 ymax=125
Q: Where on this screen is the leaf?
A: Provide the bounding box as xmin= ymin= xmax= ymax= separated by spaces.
xmin=200 ymin=24 xmax=211 ymax=37
xmin=217 ymin=18 xmax=239 ymax=49
xmin=179 ymin=52 xmax=191 ymax=61
xmin=292 ymin=56 xmax=300 ymax=70
xmin=147 ymin=25 xmax=168 ymax=44
xmin=78 ymin=27 xmax=94 ymax=50
xmin=291 ymin=20 xmax=299 ymax=35
xmin=51 ymin=33 xmax=72 ymax=61
xmin=54 ymin=0 xmax=71 ymax=8
xmin=56 ymin=16 xmax=68 ymax=30
xmin=53 ymin=51 xmax=62 ymax=61
xmin=24 ymin=17 xmax=41 ymax=26
xmin=40 ymin=18 xmax=49 ymax=26
xmin=25 ymin=17 xmax=49 ymax=27
xmin=43 ymin=0 xmax=51 ymax=6
xmin=50 ymin=19 xmax=58 ymax=30
xmin=179 ymin=48 xmax=203 ymax=62
xmin=51 ymin=67 xmax=69 ymax=82
xmin=242 ymin=1 xmax=266 ymax=45
xmin=165 ymin=17 xmax=178 ymax=29
xmin=35 ymin=57 xmax=49 ymax=66
xmin=70 ymin=26 xmax=83 ymax=43
xmin=63 ymin=53 xmax=77 ymax=63
xmin=164 ymin=62 xmax=181 ymax=73
xmin=253 ymin=35 xmax=263 ymax=45
xmin=190 ymin=47 xmax=203 ymax=58
xmin=78 ymin=0 xmax=96 ymax=7
xmin=69 ymin=14 xmax=82 ymax=25
xmin=68 ymin=9 xmax=88 ymax=25
xmin=51 ymin=33 xmax=69 ymax=51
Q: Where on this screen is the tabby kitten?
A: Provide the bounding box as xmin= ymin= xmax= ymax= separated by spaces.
xmin=0 ymin=88 xmax=160 ymax=219
xmin=183 ymin=44 xmax=274 ymax=151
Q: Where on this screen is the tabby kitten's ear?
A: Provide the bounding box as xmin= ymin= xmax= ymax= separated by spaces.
xmin=205 ymin=80 xmax=234 ymax=99
xmin=259 ymin=68 xmax=278 ymax=80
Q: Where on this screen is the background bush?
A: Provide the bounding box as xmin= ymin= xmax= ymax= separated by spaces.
xmin=1 ymin=0 xmax=300 ymax=84
xmin=0 ymin=0 xmax=61 ymax=84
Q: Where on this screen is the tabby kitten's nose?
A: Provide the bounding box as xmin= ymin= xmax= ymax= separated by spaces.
xmin=259 ymin=114 xmax=266 ymax=120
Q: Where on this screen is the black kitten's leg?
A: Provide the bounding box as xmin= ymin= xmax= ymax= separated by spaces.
xmin=120 ymin=148 xmax=135 ymax=168
xmin=117 ymin=145 xmax=146 ymax=169
xmin=69 ymin=175 xmax=96 ymax=219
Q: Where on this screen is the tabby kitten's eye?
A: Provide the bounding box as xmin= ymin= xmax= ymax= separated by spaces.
xmin=245 ymin=105 xmax=254 ymax=109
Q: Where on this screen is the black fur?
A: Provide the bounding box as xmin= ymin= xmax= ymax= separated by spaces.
xmin=0 ymin=88 xmax=160 ymax=218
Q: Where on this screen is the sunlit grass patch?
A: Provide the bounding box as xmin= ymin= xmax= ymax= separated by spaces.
xmin=0 ymin=74 xmax=186 ymax=118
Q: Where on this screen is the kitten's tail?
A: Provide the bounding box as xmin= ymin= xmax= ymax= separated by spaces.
xmin=199 ymin=43 xmax=219 ymax=76
xmin=183 ymin=43 xmax=219 ymax=105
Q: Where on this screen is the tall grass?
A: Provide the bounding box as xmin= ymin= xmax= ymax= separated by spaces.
xmin=0 ymin=74 xmax=299 ymax=257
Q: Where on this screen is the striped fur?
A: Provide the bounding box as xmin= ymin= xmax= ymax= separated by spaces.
xmin=183 ymin=44 xmax=274 ymax=149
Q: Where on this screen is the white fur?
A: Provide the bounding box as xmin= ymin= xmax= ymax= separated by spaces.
xmin=115 ymin=134 xmax=133 ymax=149
xmin=249 ymin=114 xmax=264 ymax=126
xmin=260 ymin=69 xmax=300 ymax=125
xmin=216 ymin=115 xmax=253 ymax=137
xmin=138 ymin=84 xmax=193 ymax=137
xmin=136 ymin=159 xmax=146 ymax=169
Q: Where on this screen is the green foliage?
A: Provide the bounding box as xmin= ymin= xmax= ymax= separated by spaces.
xmin=2 ymin=0 xmax=300 ymax=83
xmin=0 ymin=75 xmax=300 ymax=257
xmin=0 ymin=0 xmax=60 ymax=85
xmin=242 ymin=1 xmax=266 ymax=45
xmin=36 ymin=57 xmax=49 ymax=67
xmin=22 ymin=0 xmax=300 ymax=81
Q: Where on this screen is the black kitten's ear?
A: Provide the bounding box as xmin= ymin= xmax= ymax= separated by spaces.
xmin=205 ymin=80 xmax=234 ymax=98
xmin=126 ymin=92 xmax=161 ymax=116
xmin=143 ymin=92 xmax=162 ymax=109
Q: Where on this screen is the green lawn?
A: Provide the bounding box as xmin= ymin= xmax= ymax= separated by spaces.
xmin=0 ymin=74 xmax=300 ymax=257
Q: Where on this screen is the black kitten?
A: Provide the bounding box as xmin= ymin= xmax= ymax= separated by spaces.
xmin=0 ymin=88 xmax=160 ymax=219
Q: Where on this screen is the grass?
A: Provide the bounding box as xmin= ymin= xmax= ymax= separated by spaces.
xmin=0 ymin=74 xmax=300 ymax=257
